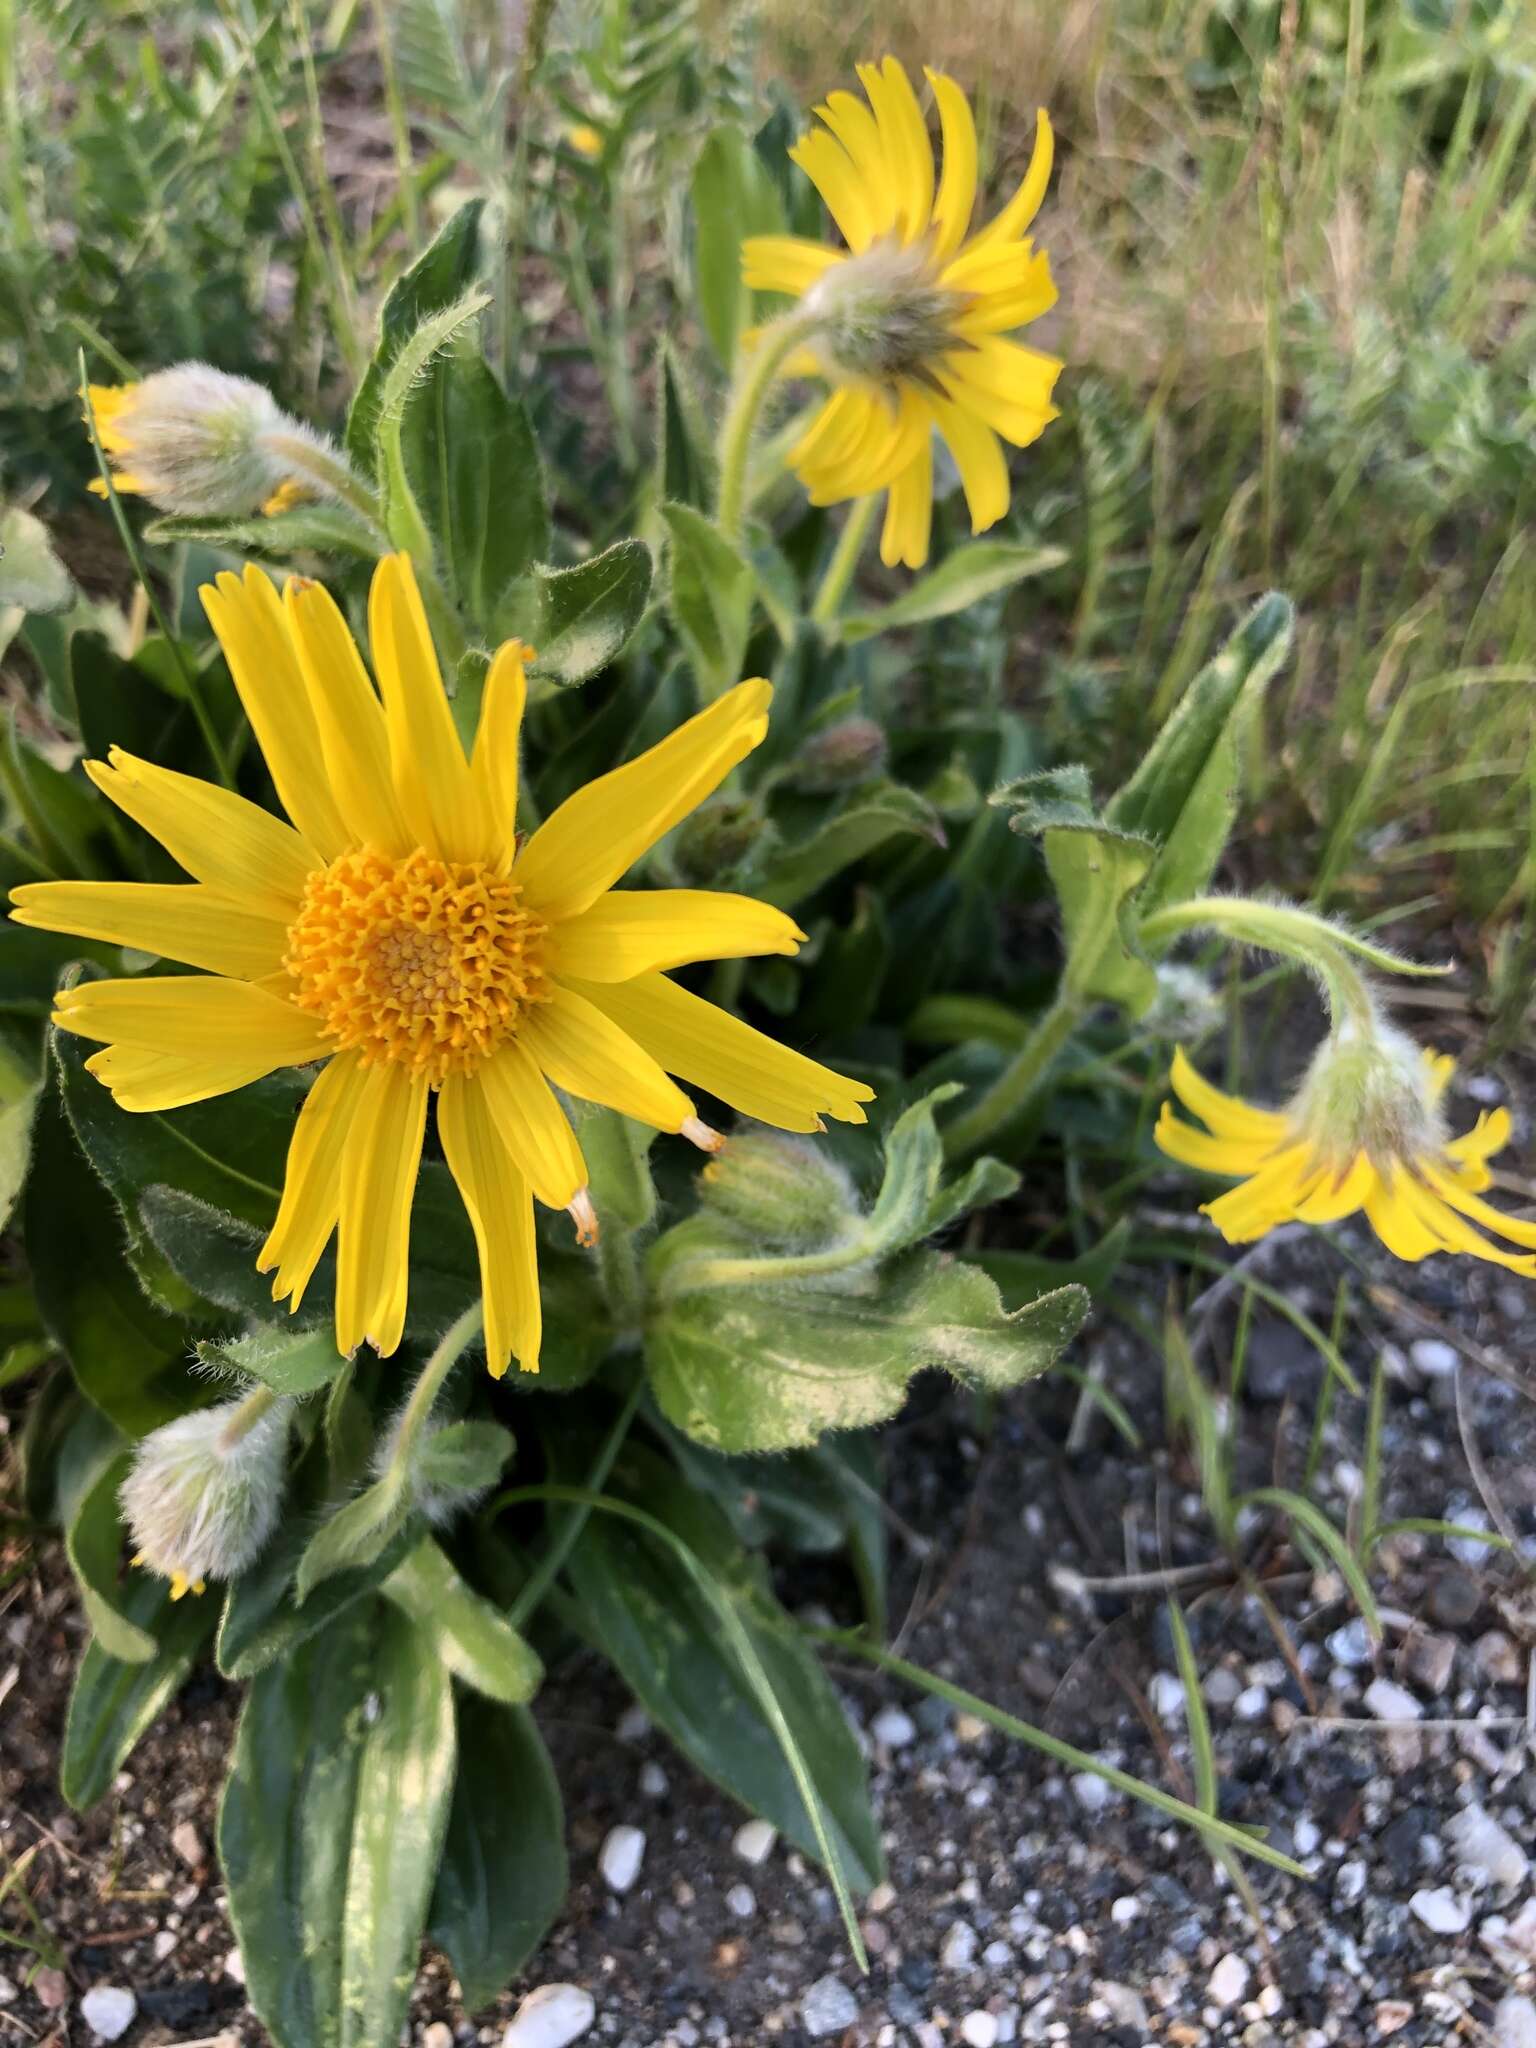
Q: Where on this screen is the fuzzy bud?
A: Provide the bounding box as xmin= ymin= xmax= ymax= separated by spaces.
xmin=788 ymin=716 xmax=889 ymax=794
xmin=1289 ymin=1014 xmax=1444 ymax=1169
xmin=671 ymin=795 xmax=769 ymax=886
xmin=120 ymin=1393 xmax=291 ymax=1598
xmin=802 ymin=240 xmax=962 ymax=385
xmin=1144 ymin=963 xmax=1224 ymax=1043
xmin=698 ymin=1131 xmax=861 ymax=1248
xmin=85 ymin=366 xmax=337 ymax=518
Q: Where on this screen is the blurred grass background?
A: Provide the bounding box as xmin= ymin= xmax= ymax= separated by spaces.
xmin=3 ymin=0 xmax=1534 ymax=1026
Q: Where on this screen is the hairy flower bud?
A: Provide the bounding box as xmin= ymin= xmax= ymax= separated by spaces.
xmin=698 ymin=1130 xmax=860 ymax=1248
xmin=671 ymin=794 xmax=769 ymax=886
xmin=85 ymin=366 xmax=339 ymax=518
xmin=1289 ymin=1015 xmax=1444 ymax=1170
xmin=788 ymin=716 xmax=889 ymax=794
xmin=120 ymin=1392 xmax=291 ymax=1599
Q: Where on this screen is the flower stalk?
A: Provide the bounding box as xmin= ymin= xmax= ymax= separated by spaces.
xmin=715 ymin=311 xmax=819 ymax=544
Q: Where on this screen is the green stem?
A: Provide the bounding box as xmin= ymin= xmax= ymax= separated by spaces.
xmin=810 ymin=494 xmax=878 ymax=627
xmin=1137 ymin=896 xmax=1410 ymax=1035
xmin=389 ymin=1301 xmax=485 ymax=1471
xmin=505 ymin=1373 xmax=644 ymax=1630
xmin=78 ymin=355 xmax=236 ymax=790
xmin=215 ymin=1382 xmax=283 ymax=1453
xmin=259 ymin=430 xmax=386 ymax=532
xmin=941 ymin=986 xmax=1085 ymax=1161
xmin=715 ymin=313 xmax=819 ymax=544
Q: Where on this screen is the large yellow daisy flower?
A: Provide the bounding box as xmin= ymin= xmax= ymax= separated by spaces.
xmin=742 ymin=58 xmax=1063 ymax=569
xmin=1157 ymin=1044 xmax=1536 ymax=1275
xmin=12 ymin=555 xmax=873 ymax=1374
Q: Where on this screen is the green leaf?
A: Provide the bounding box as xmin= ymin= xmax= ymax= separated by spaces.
xmin=647 ymin=1246 xmax=1087 ymax=1453
xmin=1109 ymin=593 xmax=1294 ymax=922
xmin=220 ymin=1602 xmax=456 ymax=2048
xmin=562 ymin=1443 xmax=883 ymax=1889
xmin=143 ymin=506 xmax=382 ymax=559
xmin=656 ymin=342 xmax=715 ymax=511
xmin=756 ymin=783 xmax=946 ymax=908
xmin=839 ymin=542 xmax=1068 ymax=642
xmin=61 ymin=1576 xmax=216 ymax=1808
xmin=216 ymin=1519 xmax=417 ymax=1682
xmin=382 ymin=1537 xmax=542 ymax=1704
xmin=0 ymin=1079 xmax=40 ymax=1231
xmin=415 ymin=1419 xmax=516 ymax=1495
xmin=64 ymin=1447 xmax=156 ymax=1664
xmin=525 ymin=540 xmax=653 ymax=687
xmin=691 ymin=126 xmax=785 ymax=367
xmin=400 ymin=353 xmax=548 ymax=633
xmin=26 ymin=1078 xmax=197 ymax=1438
xmin=575 ymin=1105 xmax=657 ymax=1235
xmin=346 ymin=201 xmax=486 ymax=468
xmin=661 ymin=502 xmax=754 ymax=702
xmin=0 ymin=505 xmax=76 ymax=614
xmin=199 ymin=1325 xmax=349 ymax=1398
xmin=296 ymin=1476 xmax=411 ymax=1602
xmin=429 ymin=1696 xmax=566 ymax=2012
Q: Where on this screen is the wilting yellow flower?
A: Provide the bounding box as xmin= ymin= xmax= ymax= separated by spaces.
xmin=742 ymin=57 xmax=1063 ymax=569
xmin=1157 ymin=1041 xmax=1536 ymax=1275
xmin=85 ymin=368 xmax=325 ymax=519
xmin=566 ymin=122 xmax=604 ymax=158
xmin=12 ymin=555 xmax=872 ymax=1374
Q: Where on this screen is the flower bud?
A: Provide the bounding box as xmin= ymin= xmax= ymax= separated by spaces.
xmin=698 ymin=1130 xmax=860 ymax=1248
xmin=84 ymin=366 xmax=334 ymax=518
xmin=671 ymin=794 xmax=769 ymax=886
xmin=120 ymin=1392 xmax=291 ymax=1599
xmin=788 ymin=716 xmax=889 ymax=794
xmin=1289 ymin=1014 xmax=1444 ymax=1168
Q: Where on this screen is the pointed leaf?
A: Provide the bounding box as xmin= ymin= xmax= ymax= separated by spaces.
xmin=383 ymin=1537 xmax=542 ymax=1704
xmin=839 ymin=542 xmax=1068 ymax=642
xmin=525 ymin=540 xmax=652 ymax=686
xmin=661 ymin=501 xmax=754 ymax=702
xmin=62 ymin=1576 xmax=217 ymax=1808
xmin=346 ymin=201 xmax=486 ymax=467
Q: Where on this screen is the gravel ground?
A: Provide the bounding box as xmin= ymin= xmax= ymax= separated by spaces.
xmin=5 ymin=1149 xmax=1536 ymax=2048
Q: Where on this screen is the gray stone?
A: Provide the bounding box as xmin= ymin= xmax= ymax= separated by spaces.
xmin=598 ymin=1824 xmax=645 ymax=1893
xmin=801 ymin=1976 xmax=860 ymax=2038
xmin=1409 ymin=1886 xmax=1471 ymax=1934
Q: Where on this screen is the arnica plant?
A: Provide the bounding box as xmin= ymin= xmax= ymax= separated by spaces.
xmin=2 ymin=4 xmax=1533 ymax=2043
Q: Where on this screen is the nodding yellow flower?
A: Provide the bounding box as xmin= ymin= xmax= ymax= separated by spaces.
xmin=12 ymin=554 xmax=873 ymax=1375
xmin=84 ymin=367 xmax=333 ymax=520
xmin=566 ymin=122 xmax=604 ymax=158
xmin=742 ymin=56 xmax=1063 ymax=569
xmin=1157 ymin=1039 xmax=1536 ymax=1276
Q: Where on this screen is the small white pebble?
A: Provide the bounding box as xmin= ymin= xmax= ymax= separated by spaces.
xmin=502 ymin=1984 xmax=596 ymax=2048
xmin=1410 ymin=1886 xmax=1472 ymax=1935
xmin=221 ymin=1949 xmax=245 ymax=1985
xmin=1207 ymin=1953 xmax=1249 ymax=2007
xmin=732 ymin=1818 xmax=777 ymax=1865
xmin=941 ymin=1918 xmax=977 ymax=1970
xmin=1294 ymin=1818 xmax=1320 ymax=1857
xmin=80 ymin=1989 xmax=137 ymax=2043
xmin=1148 ymin=1672 xmax=1185 ymax=1720
xmin=1447 ymin=1804 xmax=1529 ymax=1888
xmin=1496 ymin=1994 xmax=1536 ymax=2048
xmin=1409 ymin=1338 xmax=1458 ymax=1379
xmin=423 ymin=2024 xmax=453 ymax=2048
xmin=638 ymin=1760 xmax=668 ymax=1800
xmin=724 ymin=1883 xmax=756 ymax=1919
xmin=960 ymin=2015 xmax=999 ymax=2048
xmin=598 ymin=1824 xmax=645 ymax=1894
xmin=1325 ymin=1618 xmax=1373 ymax=1667
xmin=1069 ymin=1771 xmax=1111 ymax=1814
xmin=1109 ymin=1896 xmax=1140 ymax=1925
xmin=1363 ymin=1677 xmax=1421 ymax=1722
xmin=1233 ymin=1685 xmax=1269 ymax=1721
xmin=871 ymin=1706 xmax=917 ymax=1749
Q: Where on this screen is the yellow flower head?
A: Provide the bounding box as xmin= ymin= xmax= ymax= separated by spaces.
xmin=12 ymin=555 xmax=873 ymax=1375
xmin=84 ymin=367 xmax=325 ymax=520
xmin=742 ymin=57 xmax=1063 ymax=569
xmin=566 ymin=122 xmax=604 ymax=158
xmin=1157 ymin=1034 xmax=1536 ymax=1275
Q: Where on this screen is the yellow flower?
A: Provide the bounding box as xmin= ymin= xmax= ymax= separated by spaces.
xmin=84 ymin=369 xmax=327 ymax=519
xmin=12 ymin=554 xmax=873 ymax=1375
xmin=1157 ymin=1042 xmax=1536 ymax=1275
xmin=566 ymin=122 xmax=604 ymax=158
xmin=742 ymin=57 xmax=1063 ymax=569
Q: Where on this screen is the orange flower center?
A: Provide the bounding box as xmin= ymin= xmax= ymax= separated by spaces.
xmin=285 ymin=848 xmax=548 ymax=1082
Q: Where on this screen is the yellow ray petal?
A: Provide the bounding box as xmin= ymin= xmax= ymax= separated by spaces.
xmin=1364 ymin=1171 xmax=1449 ymax=1262
xmin=1200 ymin=1144 xmax=1316 ymax=1242
xmin=793 ymin=388 xmax=868 ymax=477
xmin=931 ymin=397 xmax=1010 ymax=533
xmin=83 ymin=1041 xmax=308 ymax=1113
xmin=86 ymin=748 xmax=317 ymax=915
xmin=573 ymin=971 xmax=873 ymax=1131
xmin=1445 ymin=1106 xmax=1511 ymax=1168
xmin=200 ymin=568 xmax=350 ymax=858
xmin=477 ymin=1039 xmax=588 ymax=1211
xmin=1420 ymin=1161 xmax=1536 ymax=1250
xmin=513 ymin=678 xmax=772 ymax=923
xmin=10 ymin=880 xmax=290 ymax=981
xmin=1289 ymin=1152 xmax=1376 ymax=1224
xmin=943 ymin=335 xmax=1064 ymax=412
xmin=259 ymin=1051 xmax=368 ymax=1312
xmin=926 ymin=68 xmax=978 ymax=261
xmin=970 ymin=108 xmax=1054 ymax=248
xmin=520 ymin=983 xmax=695 ymax=1132
xmin=438 ymin=1074 xmax=541 ymax=1375
xmin=546 ymin=890 xmax=806 ymax=983
xmin=741 ymin=235 xmax=844 ymax=296
xmin=283 ymin=575 xmax=412 ymax=857
xmin=788 ymin=128 xmax=874 ymax=251
xmin=1168 ymin=1047 xmax=1288 ymax=1142
xmin=815 ymin=88 xmax=892 ymax=220
xmin=857 ymin=57 xmax=933 ymax=242
xmin=470 ymin=639 xmax=528 ymax=860
xmin=368 ymin=553 xmax=494 ymax=865
xmin=880 ymin=439 xmax=934 ymax=569
xmin=948 ymin=251 xmax=1058 ymax=337
xmin=1154 ymin=1104 xmax=1276 ymax=1178
xmin=335 ymin=1061 xmax=428 ymax=1357
xmin=1423 ymin=1049 xmax=1455 ymax=1101
xmin=54 ymin=974 xmax=330 ymax=1065
xmin=1397 ymin=1174 xmax=1536 ymax=1275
